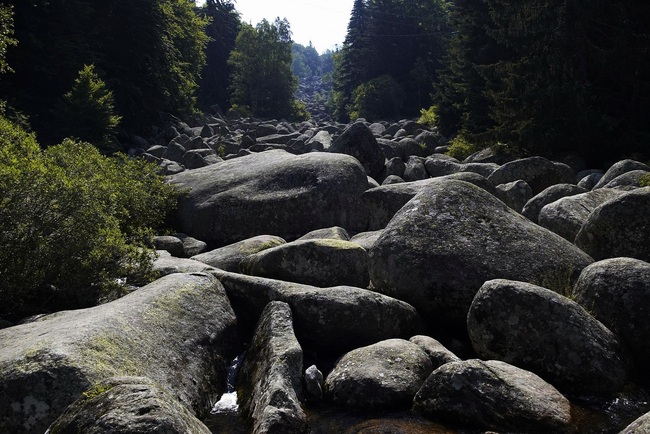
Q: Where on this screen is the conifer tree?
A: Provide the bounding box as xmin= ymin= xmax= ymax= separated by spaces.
xmin=56 ymin=65 xmax=121 ymax=153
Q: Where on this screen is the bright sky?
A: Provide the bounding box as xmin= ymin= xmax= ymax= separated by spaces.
xmin=198 ymin=0 xmax=354 ymax=53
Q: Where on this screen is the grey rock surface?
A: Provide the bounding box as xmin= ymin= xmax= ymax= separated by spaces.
xmin=324 ymin=339 xmax=433 ymax=410
xmin=413 ymin=359 xmax=571 ymax=432
xmin=467 ymin=279 xmax=629 ymax=396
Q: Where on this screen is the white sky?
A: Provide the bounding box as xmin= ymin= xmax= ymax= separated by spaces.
xmin=198 ymin=0 xmax=354 ymax=53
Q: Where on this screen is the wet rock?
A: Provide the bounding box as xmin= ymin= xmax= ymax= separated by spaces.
xmin=304 ymin=365 xmax=324 ymax=402
xmin=47 ymin=377 xmax=211 ymax=434
xmin=573 ymin=258 xmax=650 ymax=372
xmin=324 ymin=339 xmax=433 ymax=410
xmin=413 ymin=359 xmax=571 ymax=433
xmin=237 ymin=301 xmax=306 ymax=434
xmin=467 ymin=279 xmax=629 ymax=396
xmin=369 ymin=180 xmax=593 ymax=328
xmin=575 ymin=187 xmax=650 ymax=261
xmin=240 ymin=239 xmax=369 ymax=288
xmin=191 ymin=235 xmax=286 ymax=272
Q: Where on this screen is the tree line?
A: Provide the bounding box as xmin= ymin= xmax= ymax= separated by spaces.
xmin=332 ymin=0 xmax=650 ymax=163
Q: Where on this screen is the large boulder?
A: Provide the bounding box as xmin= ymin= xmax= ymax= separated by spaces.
xmin=211 ymin=270 xmax=421 ymax=353
xmin=362 ymin=174 xmax=495 ymax=231
xmin=329 ymin=121 xmax=385 ymax=179
xmin=324 ymin=339 xmax=432 ymax=410
xmin=409 ymin=335 xmax=460 ymax=368
xmin=487 ymin=156 xmax=575 ymax=194
xmin=47 ymin=377 xmax=212 ymax=434
xmin=369 ymin=180 xmax=593 ymax=328
xmin=621 ymin=411 xmax=650 ymax=434
xmin=240 ymin=239 xmax=369 ymax=288
xmin=593 ymin=159 xmax=650 ymax=189
xmin=191 ymin=235 xmax=286 ymax=271
xmin=0 ymin=273 xmax=238 ymax=434
xmin=538 ymin=188 xmax=623 ymax=242
xmin=169 ymin=150 xmax=369 ymax=246
xmin=521 ymin=184 xmax=588 ymax=223
xmin=237 ymin=302 xmax=306 ymax=434
xmin=467 ymin=279 xmax=630 ymax=396
xmin=413 ymin=359 xmax=571 ymax=433
xmin=494 ymin=179 xmax=533 ymax=213
xmin=573 ymin=258 xmax=650 ymax=371
xmin=575 ymin=187 xmax=650 ymax=261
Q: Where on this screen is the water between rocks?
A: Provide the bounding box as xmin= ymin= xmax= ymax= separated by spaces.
xmin=202 ymin=354 xmax=650 ymax=433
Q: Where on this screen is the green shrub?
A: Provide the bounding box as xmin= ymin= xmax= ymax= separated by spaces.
xmin=641 ymin=173 xmax=650 ymax=187
xmin=0 ymin=116 xmax=179 ymax=320
xmin=446 ymin=134 xmax=479 ymax=161
xmin=349 ymin=75 xmax=404 ymax=121
xmin=55 ymin=65 xmax=122 ymax=153
xmin=418 ymin=105 xmax=438 ymax=128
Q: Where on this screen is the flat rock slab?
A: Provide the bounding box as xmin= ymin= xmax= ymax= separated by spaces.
xmin=169 ymin=149 xmax=369 ymax=246
xmin=237 ymin=301 xmax=306 ymax=434
xmin=413 ymin=359 xmax=571 ymax=433
xmin=211 ymin=270 xmax=421 ymax=354
xmin=0 ymin=273 xmax=237 ymax=434
xmin=47 ymin=376 xmax=211 ymax=434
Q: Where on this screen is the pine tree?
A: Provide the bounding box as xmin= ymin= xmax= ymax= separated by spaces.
xmin=56 ymin=65 xmax=121 ymax=153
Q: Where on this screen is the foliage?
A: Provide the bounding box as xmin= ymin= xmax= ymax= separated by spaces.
xmin=0 ymin=116 xmax=179 ymax=320
xmin=292 ymin=42 xmax=321 ymax=79
xmin=641 ymin=173 xmax=650 ymax=188
xmin=197 ymin=0 xmax=241 ymax=112
xmin=446 ymin=134 xmax=479 ymax=161
xmin=0 ymin=3 xmax=16 ymax=74
xmin=435 ymin=0 xmax=650 ymax=164
xmin=418 ymin=105 xmax=438 ymax=128
xmin=0 ymin=0 xmax=209 ymax=141
xmin=331 ymin=0 xmax=452 ymax=121
xmin=55 ymin=65 xmax=121 ymax=152
xmin=349 ymin=75 xmax=403 ymax=121
xmin=228 ymin=19 xmax=307 ymax=120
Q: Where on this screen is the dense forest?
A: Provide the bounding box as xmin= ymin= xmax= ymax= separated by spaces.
xmin=1 ymin=0 xmax=648 ymax=161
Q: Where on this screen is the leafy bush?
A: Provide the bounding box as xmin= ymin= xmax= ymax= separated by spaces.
xmin=641 ymin=173 xmax=650 ymax=187
xmin=446 ymin=134 xmax=479 ymax=161
xmin=418 ymin=105 xmax=438 ymax=128
xmin=0 ymin=116 xmax=179 ymax=320
xmin=349 ymin=75 xmax=404 ymax=121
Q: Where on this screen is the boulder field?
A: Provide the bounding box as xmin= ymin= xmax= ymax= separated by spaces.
xmin=2 ymin=115 xmax=650 ymax=433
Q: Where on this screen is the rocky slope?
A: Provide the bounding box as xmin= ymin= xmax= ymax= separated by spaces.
xmin=2 ymin=114 xmax=650 ymax=433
